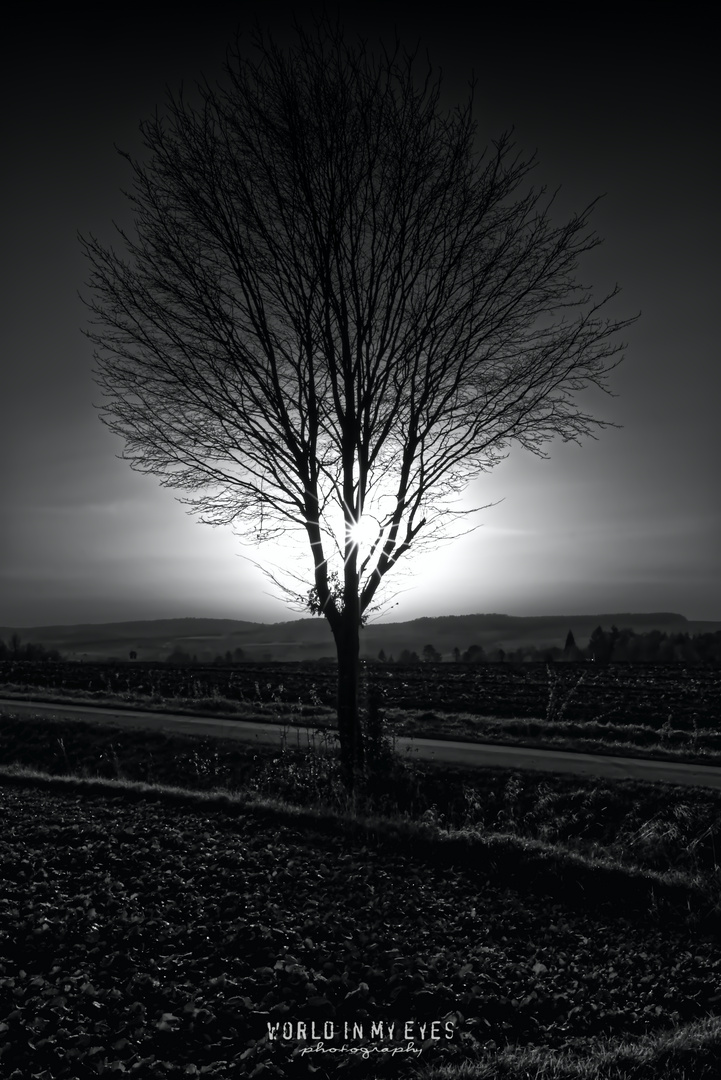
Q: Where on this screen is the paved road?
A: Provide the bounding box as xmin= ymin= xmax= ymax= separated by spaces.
xmin=3 ymin=696 xmax=721 ymax=790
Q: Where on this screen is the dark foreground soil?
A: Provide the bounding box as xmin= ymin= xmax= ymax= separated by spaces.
xmin=1 ymin=779 xmax=720 ymax=1079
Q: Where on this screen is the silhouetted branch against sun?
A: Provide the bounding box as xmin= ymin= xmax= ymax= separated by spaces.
xmin=80 ymin=12 xmax=637 ymax=784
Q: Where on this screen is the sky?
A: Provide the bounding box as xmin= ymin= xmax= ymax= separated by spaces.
xmin=2 ymin=4 xmax=719 ymax=628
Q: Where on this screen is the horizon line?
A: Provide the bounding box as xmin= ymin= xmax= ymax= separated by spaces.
xmin=3 ymin=610 xmax=721 ymax=632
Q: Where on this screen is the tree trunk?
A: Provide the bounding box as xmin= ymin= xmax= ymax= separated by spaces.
xmin=334 ymin=606 xmax=364 ymax=790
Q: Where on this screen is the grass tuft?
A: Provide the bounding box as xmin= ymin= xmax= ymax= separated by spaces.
xmin=412 ymin=1014 xmax=721 ymax=1078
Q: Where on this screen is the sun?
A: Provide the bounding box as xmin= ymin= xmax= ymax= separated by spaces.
xmin=345 ymin=513 xmax=381 ymax=554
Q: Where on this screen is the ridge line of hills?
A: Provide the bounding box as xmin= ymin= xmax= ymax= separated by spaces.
xmin=2 ymin=612 xmax=720 ymax=663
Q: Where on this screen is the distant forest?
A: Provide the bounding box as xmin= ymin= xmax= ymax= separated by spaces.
xmin=396 ymin=626 xmax=721 ymax=665
xmin=0 ymin=635 xmax=62 ymax=662
xmin=2 ymin=626 xmax=721 ymax=664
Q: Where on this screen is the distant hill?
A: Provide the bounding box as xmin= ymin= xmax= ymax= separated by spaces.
xmin=2 ymin=611 xmax=718 ymax=663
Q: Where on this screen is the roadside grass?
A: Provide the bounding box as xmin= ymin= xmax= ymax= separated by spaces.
xmin=2 ymin=680 xmax=721 ymax=765
xmin=0 ymin=757 xmax=706 ymax=914
xmin=3 ymin=710 xmax=721 ymax=907
xmin=385 ymin=706 xmax=721 ymax=765
xmin=0 ymin=680 xmax=338 ymax=725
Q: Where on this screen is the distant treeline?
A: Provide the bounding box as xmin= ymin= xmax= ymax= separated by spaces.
xmin=381 ymin=626 xmax=721 ymax=665
xmin=3 ymin=626 xmax=721 ymax=665
xmin=0 ymin=635 xmax=62 ymax=661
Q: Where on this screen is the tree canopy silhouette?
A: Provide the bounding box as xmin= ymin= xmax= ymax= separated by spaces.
xmin=81 ymin=17 xmax=634 ymax=783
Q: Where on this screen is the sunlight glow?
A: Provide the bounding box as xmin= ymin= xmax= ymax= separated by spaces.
xmin=345 ymin=512 xmax=383 ymax=556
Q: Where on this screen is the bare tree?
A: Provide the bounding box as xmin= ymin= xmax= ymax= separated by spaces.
xmin=81 ymin=17 xmax=635 ymax=784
